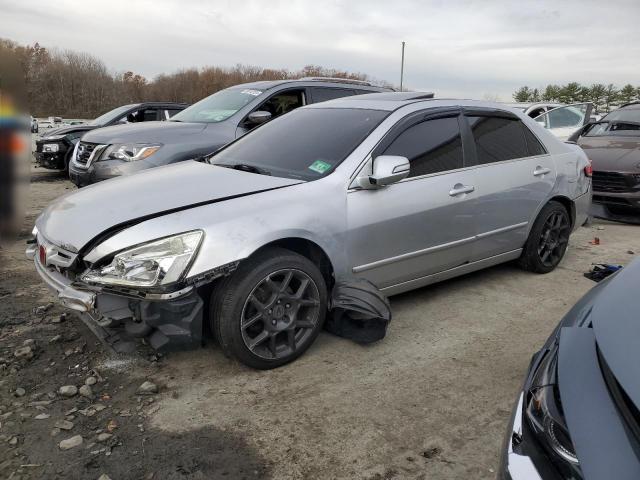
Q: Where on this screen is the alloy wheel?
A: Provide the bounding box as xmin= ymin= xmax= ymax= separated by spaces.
xmin=537 ymin=210 xmax=570 ymax=268
xmin=240 ymin=269 xmax=321 ymax=360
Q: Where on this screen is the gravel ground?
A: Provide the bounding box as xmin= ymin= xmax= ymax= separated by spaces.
xmin=1 ymin=168 xmax=639 ymax=479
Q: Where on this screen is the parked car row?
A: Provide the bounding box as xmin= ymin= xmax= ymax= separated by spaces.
xmin=34 ymin=102 xmax=188 ymax=171
xmin=67 ymin=78 xmax=391 ymax=186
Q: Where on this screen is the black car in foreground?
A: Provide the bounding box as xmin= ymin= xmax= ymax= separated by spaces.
xmin=34 ymin=102 xmax=187 ymax=171
xmin=499 ymin=257 xmax=640 ymax=479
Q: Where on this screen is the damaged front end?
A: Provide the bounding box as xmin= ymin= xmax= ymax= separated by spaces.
xmin=27 ymin=228 xmax=235 ymax=353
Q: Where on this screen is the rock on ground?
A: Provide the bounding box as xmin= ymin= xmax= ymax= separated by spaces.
xmin=58 ymin=385 xmax=78 ymax=397
xmin=136 ymin=381 xmax=158 ymax=395
xmin=59 ymin=435 xmax=83 ymax=450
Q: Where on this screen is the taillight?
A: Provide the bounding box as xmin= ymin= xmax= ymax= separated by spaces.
xmin=584 ymin=160 xmax=593 ymax=177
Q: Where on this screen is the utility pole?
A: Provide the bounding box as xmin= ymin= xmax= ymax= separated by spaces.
xmin=400 ymin=41 xmax=405 ymax=92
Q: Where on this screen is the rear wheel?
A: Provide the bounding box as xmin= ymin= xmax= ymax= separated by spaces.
xmin=518 ymin=201 xmax=571 ymax=273
xmin=210 ymin=248 xmax=327 ymax=369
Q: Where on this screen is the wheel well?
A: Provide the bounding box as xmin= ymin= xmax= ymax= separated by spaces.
xmin=549 ymin=196 xmax=576 ymax=228
xmin=253 ymin=238 xmax=335 ymax=288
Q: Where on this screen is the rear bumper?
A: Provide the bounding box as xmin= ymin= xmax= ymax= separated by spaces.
xmin=591 ymin=191 xmax=640 ymax=224
xmin=573 ymin=189 xmax=592 ymax=230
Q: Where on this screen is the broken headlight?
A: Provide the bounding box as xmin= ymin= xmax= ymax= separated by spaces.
xmin=81 ymin=231 xmax=203 ymax=288
xmin=525 ymin=346 xmax=580 ymax=468
xmin=102 ymin=143 xmax=162 ymax=162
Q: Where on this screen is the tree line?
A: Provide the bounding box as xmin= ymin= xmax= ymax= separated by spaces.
xmin=513 ymin=83 xmax=640 ymax=112
xmin=0 ymin=38 xmax=387 ymax=119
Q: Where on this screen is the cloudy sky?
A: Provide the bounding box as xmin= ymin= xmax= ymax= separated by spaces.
xmin=2 ymin=0 xmax=639 ymax=100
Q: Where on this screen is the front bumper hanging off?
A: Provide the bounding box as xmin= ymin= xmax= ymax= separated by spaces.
xmin=27 ymin=243 xmax=204 ymax=353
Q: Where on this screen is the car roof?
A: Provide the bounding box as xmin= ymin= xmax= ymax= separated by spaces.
xmin=618 ymin=101 xmax=640 ymax=110
xmin=229 ymin=78 xmax=392 ymax=92
xmin=306 ymin=93 xmax=534 ymax=113
xmin=138 ymin=101 xmax=189 ymax=107
xmin=502 ymin=101 xmax=562 ymax=109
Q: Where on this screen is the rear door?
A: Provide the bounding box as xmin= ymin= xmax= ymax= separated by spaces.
xmin=309 ymin=87 xmax=356 ymax=103
xmin=463 ymin=109 xmax=556 ymax=261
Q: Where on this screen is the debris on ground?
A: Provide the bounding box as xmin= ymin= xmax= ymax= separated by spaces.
xmin=136 ymin=381 xmax=159 ymax=395
xmin=584 ymin=263 xmax=623 ymax=282
xmin=326 ymin=278 xmax=392 ymax=344
xmin=589 ymin=237 xmax=601 ymax=245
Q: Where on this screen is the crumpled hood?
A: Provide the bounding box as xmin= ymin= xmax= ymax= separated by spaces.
xmin=36 ymin=161 xmax=302 ymax=252
xmin=591 ymin=257 xmax=640 ymax=410
xmin=81 ymin=121 xmax=209 ymax=144
xmin=39 ymin=125 xmax=95 ymax=139
xmin=578 ymin=136 xmax=640 ymax=173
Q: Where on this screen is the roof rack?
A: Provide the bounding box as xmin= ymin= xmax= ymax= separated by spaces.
xmin=298 ymin=77 xmax=374 ymax=87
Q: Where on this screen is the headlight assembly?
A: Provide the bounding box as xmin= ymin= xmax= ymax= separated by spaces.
xmin=101 ymin=143 xmax=162 ymax=162
xmin=525 ymin=346 xmax=580 ymax=467
xmin=81 ymin=231 xmax=203 ymax=288
xmin=43 ymin=143 xmax=60 ymax=152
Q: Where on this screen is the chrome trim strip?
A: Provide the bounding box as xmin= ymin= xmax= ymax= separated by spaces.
xmin=352 ymin=222 xmax=528 ymax=274
xmin=352 ymin=236 xmax=475 ymax=273
xmin=476 ymin=221 xmax=529 ymax=239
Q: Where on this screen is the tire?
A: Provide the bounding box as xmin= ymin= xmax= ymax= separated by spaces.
xmin=210 ymin=247 xmax=327 ymax=369
xmin=518 ymin=201 xmax=571 ymax=273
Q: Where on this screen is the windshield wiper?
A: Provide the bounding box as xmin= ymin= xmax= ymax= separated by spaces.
xmin=216 ymin=163 xmax=271 ymax=176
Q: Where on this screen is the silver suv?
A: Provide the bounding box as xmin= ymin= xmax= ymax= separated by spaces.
xmin=29 ymin=93 xmax=592 ymax=369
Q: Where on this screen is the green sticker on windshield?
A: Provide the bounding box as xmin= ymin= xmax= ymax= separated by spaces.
xmin=308 ymin=160 xmax=332 ymax=174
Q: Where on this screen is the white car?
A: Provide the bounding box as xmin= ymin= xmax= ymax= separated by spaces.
xmin=503 ymin=102 xmax=563 ymax=119
xmin=533 ymin=103 xmax=596 ymax=141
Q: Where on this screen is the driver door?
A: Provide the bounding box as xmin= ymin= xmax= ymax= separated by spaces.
xmin=347 ymin=111 xmax=477 ymax=291
xmin=533 ymin=103 xmax=594 ymax=141
xmin=235 ymin=88 xmax=307 ymax=138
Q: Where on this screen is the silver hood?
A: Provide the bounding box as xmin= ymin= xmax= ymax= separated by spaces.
xmin=36 ymin=161 xmax=302 ymax=253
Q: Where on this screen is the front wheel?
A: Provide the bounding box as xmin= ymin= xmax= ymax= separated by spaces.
xmin=210 ymin=248 xmax=327 ymax=369
xmin=518 ymin=201 xmax=571 ymax=273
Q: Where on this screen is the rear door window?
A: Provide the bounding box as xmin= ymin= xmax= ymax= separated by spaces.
xmin=383 ymin=116 xmax=464 ymax=177
xmin=310 ymin=87 xmax=356 ymax=103
xmin=467 ymin=116 xmax=531 ymax=164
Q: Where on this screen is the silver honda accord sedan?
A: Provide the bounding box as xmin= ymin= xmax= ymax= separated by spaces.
xmin=27 ymin=92 xmax=592 ymax=369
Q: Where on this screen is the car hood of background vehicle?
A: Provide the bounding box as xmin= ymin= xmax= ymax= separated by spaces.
xmin=589 ymin=257 xmax=640 ymax=412
xmin=81 ymin=121 xmax=209 ymax=144
xmin=578 ymin=136 xmax=640 ymax=172
xmin=36 ymin=161 xmax=302 ymax=253
xmin=39 ymin=125 xmax=95 ymax=139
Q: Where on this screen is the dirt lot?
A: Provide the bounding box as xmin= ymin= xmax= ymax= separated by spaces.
xmin=1 ymin=168 xmax=639 ymax=480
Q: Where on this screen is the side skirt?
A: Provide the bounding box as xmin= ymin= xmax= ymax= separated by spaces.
xmin=381 ymin=249 xmax=522 ymax=296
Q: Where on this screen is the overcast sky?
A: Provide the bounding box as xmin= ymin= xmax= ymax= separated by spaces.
xmin=2 ymin=0 xmax=639 ymax=100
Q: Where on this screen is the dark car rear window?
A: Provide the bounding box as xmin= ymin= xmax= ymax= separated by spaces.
xmin=210 ymin=108 xmax=388 ymax=180
xmin=585 ymin=107 xmax=640 ymax=136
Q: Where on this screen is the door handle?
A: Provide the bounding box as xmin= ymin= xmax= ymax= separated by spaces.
xmin=533 ymin=166 xmax=551 ymax=177
xmin=449 ymin=184 xmax=475 ymax=196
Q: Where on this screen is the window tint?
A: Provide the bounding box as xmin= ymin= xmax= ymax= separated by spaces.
xmin=166 ymin=109 xmax=182 ymax=118
xmin=211 ymin=108 xmax=387 ymax=181
xmin=383 ymin=116 xmax=463 ymax=177
xmin=311 ymin=87 xmax=356 ymax=103
xmin=522 ymin=124 xmax=547 ymax=156
xmin=468 ymin=116 xmax=529 ymax=164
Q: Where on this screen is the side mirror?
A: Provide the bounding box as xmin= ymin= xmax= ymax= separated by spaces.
xmin=246 ymin=111 xmax=272 ymax=126
xmin=360 ymin=155 xmax=410 ymax=188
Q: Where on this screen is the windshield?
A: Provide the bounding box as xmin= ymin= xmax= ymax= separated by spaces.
xmin=90 ymin=105 xmax=136 ymax=126
xmin=171 ymin=88 xmax=263 ymax=123
xmin=209 ymin=108 xmax=388 ymax=180
xmin=585 ymin=107 xmax=640 ymax=136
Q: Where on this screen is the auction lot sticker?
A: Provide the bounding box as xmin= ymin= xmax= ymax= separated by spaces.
xmin=308 ymin=160 xmax=332 ymax=174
